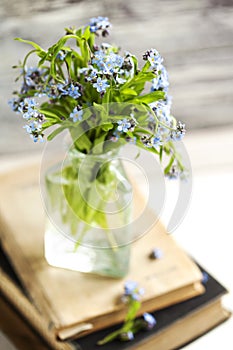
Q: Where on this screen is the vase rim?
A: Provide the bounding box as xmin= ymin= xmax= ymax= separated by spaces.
xmin=67 ymin=146 xmax=121 ymax=160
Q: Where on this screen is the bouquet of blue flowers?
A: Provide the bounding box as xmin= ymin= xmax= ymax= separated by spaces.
xmin=9 ymin=16 xmax=185 ymax=179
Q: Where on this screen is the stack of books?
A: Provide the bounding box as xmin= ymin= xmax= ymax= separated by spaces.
xmin=0 ymin=162 xmax=230 ymax=350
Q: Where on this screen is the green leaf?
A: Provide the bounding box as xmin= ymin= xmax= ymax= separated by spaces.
xmin=164 ymin=154 xmax=175 ymax=174
xmin=141 ymin=60 xmax=151 ymax=72
xmin=75 ymin=28 xmax=83 ymax=38
xmin=38 ymin=52 xmax=49 ymax=66
xmin=134 ymin=72 xmax=156 ymax=84
xmin=159 ymin=146 xmax=163 ymax=162
xmin=92 ymin=133 xmax=107 ymax=154
xmin=41 ymin=120 xmax=58 ymax=130
xmin=81 ymin=39 xmax=90 ymax=65
xmin=131 ymin=54 xmax=138 ymax=73
xmin=71 ymin=128 xmax=92 ymax=153
xmin=93 ymin=103 xmax=106 ymax=113
xmin=132 ymin=90 xmax=165 ymax=104
xmin=121 ymin=71 xmax=156 ymax=96
xmin=88 ymin=32 xmax=95 ymax=50
xmin=47 ymin=125 xmax=67 ymax=141
xmin=14 ymin=38 xmax=44 ymax=53
xmin=101 ymin=123 xmax=113 ymax=132
xmin=71 ymin=50 xmax=83 ymax=63
xmin=39 ymin=109 xmax=62 ymax=121
xmin=64 ymin=52 xmax=75 ymax=80
xmin=82 ymin=26 xmax=91 ymax=40
xmin=121 ymin=88 xmax=138 ymax=96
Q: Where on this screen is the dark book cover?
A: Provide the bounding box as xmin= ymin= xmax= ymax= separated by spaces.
xmin=74 ymin=263 xmax=228 ymax=350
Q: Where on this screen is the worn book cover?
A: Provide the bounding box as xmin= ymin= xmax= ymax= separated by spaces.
xmin=0 ymin=162 xmax=203 ymax=339
xmin=77 ymin=264 xmax=230 ymax=349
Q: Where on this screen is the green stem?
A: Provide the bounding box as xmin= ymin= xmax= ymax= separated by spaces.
xmin=151 ymin=108 xmax=176 ymax=132
xmin=22 ymin=49 xmax=37 ymax=69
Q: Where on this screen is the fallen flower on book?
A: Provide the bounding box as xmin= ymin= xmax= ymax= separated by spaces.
xmin=98 ymin=281 xmax=156 ymax=345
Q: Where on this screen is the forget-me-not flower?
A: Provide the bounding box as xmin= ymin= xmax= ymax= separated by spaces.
xmin=117 ymin=119 xmax=131 ymax=133
xmin=143 ymin=48 xmax=163 ymax=69
xmin=70 ymin=107 xmax=83 ymax=122
xmin=89 ymin=16 xmax=111 ymax=36
xmin=93 ymin=77 xmax=109 ymax=93
xmin=142 ymin=313 xmax=157 ymax=330
xmin=151 ymin=65 xmax=169 ymax=92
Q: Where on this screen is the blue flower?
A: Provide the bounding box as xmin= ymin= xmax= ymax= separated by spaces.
xmin=67 ymin=84 xmax=81 ymax=99
xmin=126 ymin=136 xmax=136 ymax=144
xmin=202 ymin=272 xmax=209 ymax=284
xmin=89 ymin=16 xmax=111 ymax=36
xmin=58 ymin=83 xmax=81 ymax=99
xmin=23 ymin=121 xmax=39 ymax=133
xmin=117 ymin=119 xmax=131 ymax=133
xmin=171 ymin=121 xmax=186 ymax=141
xmin=141 ymin=134 xmax=162 ymax=149
xmin=144 ymin=49 xmax=163 ymax=69
xmin=23 ymin=121 xmax=44 ymax=142
xmin=118 ymin=331 xmax=134 ymax=342
xmin=8 ymin=98 xmax=20 ymax=112
xmin=124 ymin=281 xmax=138 ymax=296
xmin=92 ymin=50 xmax=124 ymax=75
xmin=18 ymin=98 xmax=39 ymax=119
xmin=149 ymin=248 xmax=163 ymax=259
xmin=113 ymin=54 xmax=124 ymax=68
xmin=150 ymin=100 xmax=172 ymax=125
xmin=92 ymin=50 xmax=105 ymax=64
xmin=70 ymin=107 xmax=83 ymax=122
xmin=86 ymin=68 xmax=98 ymax=82
xmin=116 ymin=75 xmax=126 ymax=84
xmin=42 ymin=84 xmax=58 ymax=99
xmin=151 ymin=66 xmax=169 ymax=92
xmin=93 ymin=77 xmax=109 ymax=93
xmin=142 ymin=313 xmax=157 ymax=330
xmin=23 ymin=109 xmax=38 ymax=120
xmin=103 ymin=58 xmax=116 ymax=74
xmin=166 ymin=165 xmax=179 ymax=180
xmin=56 ymin=51 xmax=66 ymax=61
xmin=110 ymin=131 xmax=120 ymax=142
xmin=92 ymin=51 xmax=108 ymax=72
xmin=19 ymin=98 xmax=38 ymax=111
xmin=123 ymin=280 xmax=144 ymax=301
xmin=24 ymin=67 xmax=47 ymax=89
xmin=151 ymin=136 xmax=162 ymax=149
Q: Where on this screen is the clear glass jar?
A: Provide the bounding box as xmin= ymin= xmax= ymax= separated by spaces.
xmin=44 ymin=147 xmax=133 ymax=278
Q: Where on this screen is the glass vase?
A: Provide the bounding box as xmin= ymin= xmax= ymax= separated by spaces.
xmin=44 ymin=147 xmax=133 ymax=278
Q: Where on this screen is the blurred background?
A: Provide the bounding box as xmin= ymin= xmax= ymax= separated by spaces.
xmin=0 ymin=1 xmax=233 ymax=349
xmin=0 ymin=0 xmax=233 ymax=155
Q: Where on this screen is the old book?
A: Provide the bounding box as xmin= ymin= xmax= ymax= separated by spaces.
xmin=77 ymin=264 xmax=231 ymax=349
xmin=0 ymin=161 xmax=204 ymax=340
xmin=0 ymin=244 xmax=230 ymax=350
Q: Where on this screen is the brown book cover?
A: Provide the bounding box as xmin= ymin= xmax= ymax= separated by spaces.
xmin=0 ymin=162 xmax=204 ymax=340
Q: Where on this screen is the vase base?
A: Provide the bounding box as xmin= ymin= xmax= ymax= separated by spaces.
xmin=44 ymin=226 xmax=130 ymax=279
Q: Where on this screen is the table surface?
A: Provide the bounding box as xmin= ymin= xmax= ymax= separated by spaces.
xmin=0 ymin=125 xmax=233 ymax=349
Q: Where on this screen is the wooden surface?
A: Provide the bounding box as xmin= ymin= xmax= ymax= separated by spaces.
xmin=0 ymin=0 xmax=233 ymax=154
